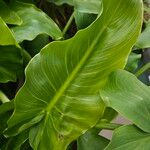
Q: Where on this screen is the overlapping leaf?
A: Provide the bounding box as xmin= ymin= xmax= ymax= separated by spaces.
xmin=0 ymin=17 xmax=22 ymax=83
xmin=136 ymin=21 xmax=150 ymax=48
xmin=125 ymin=52 xmax=141 ymax=72
xmin=77 ymin=129 xmax=109 ymax=150
xmin=73 ymin=0 xmax=102 ymax=14
xmin=6 ymin=0 xmax=142 ymax=149
xmin=101 ymin=70 xmax=150 ymax=133
xmin=105 ymin=125 xmax=150 ymax=150
xmin=49 ymin=0 xmax=102 ymax=14
xmin=9 ymin=1 xmax=62 ymax=42
xmin=0 ymin=1 xmax=22 ymax=25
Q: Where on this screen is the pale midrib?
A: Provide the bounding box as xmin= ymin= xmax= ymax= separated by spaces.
xmin=46 ymin=26 xmax=106 ymax=113
xmin=46 ymin=0 xmax=125 ymax=113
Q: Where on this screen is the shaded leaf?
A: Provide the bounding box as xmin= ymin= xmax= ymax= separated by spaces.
xmin=0 ymin=101 xmax=14 ymax=115
xmin=136 ymin=21 xmax=150 ymax=48
xmin=4 ymin=130 xmax=29 ymax=150
xmin=101 ymin=70 xmax=150 ymax=133
xmin=23 ymin=34 xmax=50 ymax=57
xmin=74 ymin=0 xmax=102 ymax=14
xmin=0 ymin=1 xmax=22 ymax=25
xmin=77 ymin=129 xmax=109 ymax=150
xmin=105 ymin=125 xmax=150 ymax=150
xmin=74 ymin=11 xmax=97 ymax=30
xmin=0 ymin=101 xmax=13 ymax=135
xmin=6 ymin=0 xmax=142 ymax=149
xmin=0 ymin=17 xmax=23 ymax=83
xmin=10 ymin=1 xmax=62 ymax=42
xmin=125 ymin=52 xmax=141 ymax=72
xmin=47 ymin=0 xmax=73 ymax=5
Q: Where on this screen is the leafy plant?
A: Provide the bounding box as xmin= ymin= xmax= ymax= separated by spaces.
xmin=0 ymin=0 xmax=150 ymax=150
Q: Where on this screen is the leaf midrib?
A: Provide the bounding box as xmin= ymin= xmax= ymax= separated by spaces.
xmin=46 ymin=1 xmax=122 ymax=113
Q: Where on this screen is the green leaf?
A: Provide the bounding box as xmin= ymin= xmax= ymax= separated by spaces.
xmin=0 ymin=17 xmax=23 ymax=83
xmin=101 ymin=108 xmax=117 ymax=122
xmin=49 ymin=0 xmax=102 ymax=14
xmin=0 ymin=1 xmax=22 ymax=25
xmin=74 ymin=0 xmax=103 ymax=30
xmin=74 ymin=0 xmax=102 ymax=14
xmin=9 ymin=1 xmax=62 ymax=42
xmin=47 ymin=0 xmax=73 ymax=5
xmin=5 ymin=130 xmax=29 ymax=150
xmin=0 ymin=112 xmax=11 ymax=135
xmin=125 ymin=52 xmax=141 ymax=72
xmin=0 ymin=101 xmax=14 ymax=135
xmin=23 ymin=34 xmax=50 ymax=57
xmin=74 ymin=11 xmax=97 ymax=29
xmin=77 ymin=107 xmax=117 ymax=150
xmin=6 ymin=0 xmax=142 ymax=149
xmin=136 ymin=21 xmax=150 ymax=48
xmin=100 ymin=70 xmax=150 ymax=133
xmin=0 ymin=101 xmax=14 ymax=115
xmin=77 ymin=129 xmax=109 ymax=150
xmin=105 ymin=125 xmax=150 ymax=150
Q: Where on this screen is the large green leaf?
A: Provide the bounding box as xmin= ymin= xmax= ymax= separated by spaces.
xmin=6 ymin=0 xmax=142 ymax=149
xmin=0 ymin=17 xmax=23 ymax=83
xmin=136 ymin=21 xmax=150 ymax=48
xmin=101 ymin=70 xmax=150 ymax=133
xmin=9 ymin=1 xmax=62 ymax=42
xmin=0 ymin=1 xmax=22 ymax=25
xmin=105 ymin=125 xmax=150 ymax=150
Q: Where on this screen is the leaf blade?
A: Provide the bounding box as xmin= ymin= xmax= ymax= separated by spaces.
xmin=105 ymin=125 xmax=150 ymax=150
xmin=100 ymin=70 xmax=150 ymax=133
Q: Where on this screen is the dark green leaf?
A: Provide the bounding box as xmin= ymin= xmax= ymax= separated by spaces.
xmin=77 ymin=129 xmax=109 ymax=150
xmin=0 ymin=18 xmax=23 ymax=83
xmin=0 ymin=101 xmax=14 ymax=115
xmin=74 ymin=11 xmax=97 ymax=30
xmin=125 ymin=52 xmax=141 ymax=72
xmin=0 ymin=1 xmax=22 ymax=25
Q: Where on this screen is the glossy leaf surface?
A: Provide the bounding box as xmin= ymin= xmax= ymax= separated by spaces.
xmin=10 ymin=1 xmax=62 ymax=42
xmin=6 ymin=0 xmax=142 ymax=149
xmin=101 ymin=70 xmax=150 ymax=133
xmin=105 ymin=125 xmax=150 ymax=150
xmin=0 ymin=18 xmax=22 ymax=83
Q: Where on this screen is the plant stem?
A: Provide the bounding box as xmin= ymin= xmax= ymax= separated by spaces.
xmin=95 ymin=122 xmax=122 ymax=130
xmin=0 ymin=91 xmax=10 ymax=103
xmin=62 ymin=12 xmax=74 ymax=37
xmin=135 ymin=62 xmax=150 ymax=77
